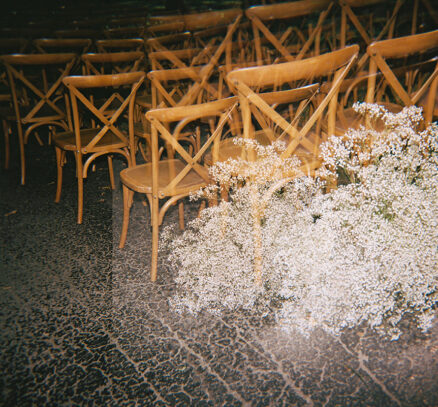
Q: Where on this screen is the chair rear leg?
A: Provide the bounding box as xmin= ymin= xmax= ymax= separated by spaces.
xmin=2 ymin=119 xmax=9 ymax=169
xmin=151 ymin=196 xmax=159 ymax=282
xmin=17 ymin=124 xmax=25 ymax=185
xmin=107 ymin=155 xmax=115 ymax=189
xmin=119 ymin=185 xmax=134 ymax=248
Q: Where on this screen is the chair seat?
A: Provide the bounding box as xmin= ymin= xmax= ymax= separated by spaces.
xmin=120 ymin=158 xmax=210 ymax=197
xmin=53 ymin=128 xmax=128 ymax=152
xmin=133 ymin=121 xmax=151 ymax=139
xmin=204 ymin=129 xmax=320 ymax=167
xmin=135 ymin=94 xmax=152 ymax=109
xmin=335 ymin=102 xmax=403 ymax=136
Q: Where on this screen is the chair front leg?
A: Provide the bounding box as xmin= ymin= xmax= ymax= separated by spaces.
xmin=150 ymin=194 xmax=159 ymax=282
xmin=54 ymin=147 xmax=64 ymax=203
xmin=75 ymin=151 xmax=84 ymax=224
xmin=107 ymin=155 xmax=115 ymax=190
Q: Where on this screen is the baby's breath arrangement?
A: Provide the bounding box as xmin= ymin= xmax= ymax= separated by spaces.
xmin=163 ymin=104 xmax=438 ymax=339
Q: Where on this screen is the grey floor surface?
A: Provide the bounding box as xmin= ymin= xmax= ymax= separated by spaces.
xmin=1 ymin=140 xmax=437 ymax=406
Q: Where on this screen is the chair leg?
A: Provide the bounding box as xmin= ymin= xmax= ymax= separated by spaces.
xmin=107 ymin=155 xmax=115 ymax=190
xmin=75 ymin=152 xmax=84 ymax=224
xmin=55 ymin=147 xmax=63 ymax=203
xmin=151 ymin=195 xmax=159 ymax=282
xmin=119 ymin=185 xmax=134 ymax=248
xmin=17 ymin=124 xmax=25 ymax=185
xmin=178 ymin=201 xmax=184 ymax=230
xmin=2 ymin=119 xmax=9 ymax=169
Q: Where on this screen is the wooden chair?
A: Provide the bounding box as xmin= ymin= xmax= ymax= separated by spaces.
xmin=33 ymin=38 xmax=92 ymax=54
xmin=95 ymin=38 xmax=145 ymax=53
xmin=103 ymin=26 xmax=145 ymax=39
xmin=53 ymin=71 xmax=145 ymax=224
xmin=118 ymin=96 xmax=238 ymax=281
xmin=365 ymin=30 xmax=438 ymax=125
xmin=146 ymin=10 xmax=242 ymax=73
xmin=225 ymin=45 xmax=359 ymax=172
xmin=337 ymin=0 xmax=405 ymax=72
xmin=245 ymin=0 xmax=335 ymax=66
xmin=0 ymin=39 xmax=29 ymax=170
xmin=81 ymin=51 xmax=145 ymax=75
xmin=1 ymin=53 xmax=77 ymax=185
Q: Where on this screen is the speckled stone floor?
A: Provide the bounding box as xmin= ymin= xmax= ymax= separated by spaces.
xmin=1 ymin=139 xmax=437 ymax=406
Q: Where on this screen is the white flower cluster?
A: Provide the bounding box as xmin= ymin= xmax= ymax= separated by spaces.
xmin=164 ymin=105 xmax=438 ymax=340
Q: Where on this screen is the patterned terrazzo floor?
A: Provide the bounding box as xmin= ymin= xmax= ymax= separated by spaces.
xmin=1 ymin=139 xmax=437 ymax=406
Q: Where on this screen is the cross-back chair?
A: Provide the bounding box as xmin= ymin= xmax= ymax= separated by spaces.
xmin=95 ymin=38 xmax=145 ymax=53
xmin=1 ymin=53 xmax=77 ymax=184
xmin=0 ymin=38 xmax=29 ymax=170
xmin=225 ymin=45 xmax=359 ymax=173
xmin=81 ymin=51 xmax=145 ymax=75
xmin=53 ymin=71 xmax=145 ymax=224
xmin=33 ymin=38 xmax=92 ymax=54
xmin=118 ymin=96 xmax=238 ymax=281
xmin=337 ymin=0 xmax=405 ymax=72
xmin=365 ymin=30 xmax=438 ymax=125
xmin=245 ymin=0 xmax=335 ymax=66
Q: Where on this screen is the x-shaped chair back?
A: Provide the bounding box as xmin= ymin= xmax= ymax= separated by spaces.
xmin=62 ymin=71 xmax=145 ymax=155
xmin=2 ymin=53 xmax=76 ymax=132
xmin=145 ymin=96 xmax=238 ymax=198
xmin=33 ymin=38 xmax=92 ymax=54
xmin=365 ymin=30 xmax=438 ymax=124
xmin=81 ymin=51 xmax=144 ymax=75
xmin=148 ymin=65 xmax=219 ymax=109
xmin=0 ymin=38 xmax=28 ymax=89
xmin=96 ymin=38 xmax=145 ymax=53
xmin=1 ymin=52 xmax=76 ymax=184
xmin=246 ymin=0 xmax=334 ymax=66
xmin=227 ymin=45 xmax=359 ymax=166
xmin=147 ymin=11 xmax=242 ymax=73
xmin=338 ymin=0 xmax=405 ymax=72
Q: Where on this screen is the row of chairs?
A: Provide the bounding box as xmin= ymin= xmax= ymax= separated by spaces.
xmin=0 ymin=2 xmax=437 ymax=281
xmin=120 ymin=30 xmax=438 ymax=281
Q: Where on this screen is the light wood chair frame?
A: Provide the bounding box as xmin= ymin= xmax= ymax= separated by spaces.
xmin=1 ymin=53 xmax=77 ymax=184
xmin=245 ymin=0 xmax=335 ymax=66
xmin=365 ymin=30 xmax=438 ymax=125
xmin=227 ymin=45 xmax=359 ymax=166
xmin=55 ymin=71 xmax=145 ymax=224
xmin=119 ymin=96 xmax=238 ymax=281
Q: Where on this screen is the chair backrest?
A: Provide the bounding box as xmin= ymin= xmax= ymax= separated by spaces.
xmin=338 ymin=0 xmax=405 ymax=71
xmin=147 ymin=16 xmax=242 ymax=109
xmin=227 ymin=45 xmax=359 ymax=162
xmin=245 ymin=0 xmax=334 ymax=65
xmin=148 ymin=48 xmax=203 ymax=71
xmin=63 ymin=71 xmax=145 ymax=155
xmin=148 ymin=66 xmax=208 ymax=109
xmin=365 ymin=30 xmax=438 ymax=124
xmin=96 ymin=38 xmax=145 ymax=53
xmin=146 ymin=10 xmax=242 ymax=73
xmin=81 ymin=51 xmax=145 ymax=75
xmin=33 ymin=38 xmax=92 ymax=54
xmin=145 ymin=96 xmax=238 ymax=197
xmin=103 ymin=26 xmax=145 ymax=39
xmin=1 ymin=53 xmax=77 ymax=126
